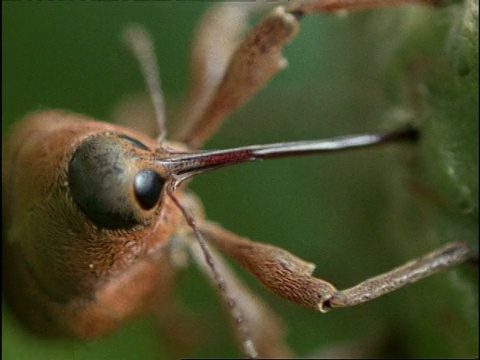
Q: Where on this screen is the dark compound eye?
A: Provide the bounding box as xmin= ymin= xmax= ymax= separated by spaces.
xmin=118 ymin=134 xmax=150 ymax=151
xmin=68 ymin=135 xmax=164 ymax=229
xmin=134 ymin=170 xmax=164 ymax=210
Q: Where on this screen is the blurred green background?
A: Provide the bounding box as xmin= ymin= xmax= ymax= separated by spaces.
xmin=3 ymin=1 xmax=478 ymax=359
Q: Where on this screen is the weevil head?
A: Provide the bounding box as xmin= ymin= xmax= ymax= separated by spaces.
xmin=2 ymin=111 xmax=183 ymax=305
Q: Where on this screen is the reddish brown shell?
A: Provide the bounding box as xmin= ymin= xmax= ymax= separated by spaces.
xmin=2 ymin=111 xmax=182 ymax=339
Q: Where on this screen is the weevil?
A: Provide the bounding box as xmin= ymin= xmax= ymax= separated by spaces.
xmin=3 ymin=1 xmax=476 ymax=358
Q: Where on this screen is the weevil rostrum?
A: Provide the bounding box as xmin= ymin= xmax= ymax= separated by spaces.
xmin=3 ymin=1 xmax=478 ymax=359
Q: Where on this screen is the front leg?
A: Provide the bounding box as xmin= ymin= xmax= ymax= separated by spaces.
xmin=188 ymin=237 xmax=295 ymax=358
xmin=200 ymin=222 xmax=471 ymax=312
xmin=176 ymin=0 xmax=446 ymax=149
xmin=173 ymin=192 xmax=294 ymax=358
xmin=177 ymin=6 xmax=299 ymax=149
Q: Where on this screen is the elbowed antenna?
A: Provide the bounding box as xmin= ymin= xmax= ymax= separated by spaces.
xmin=123 ymin=25 xmax=167 ymax=146
xmin=157 ymin=127 xmax=418 ymax=184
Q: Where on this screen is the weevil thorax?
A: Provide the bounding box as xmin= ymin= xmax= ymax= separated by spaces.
xmin=2 ymin=111 xmax=185 ymax=337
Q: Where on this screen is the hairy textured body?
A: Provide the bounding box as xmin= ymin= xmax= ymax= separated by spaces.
xmin=2 ymin=111 xmax=182 ymax=338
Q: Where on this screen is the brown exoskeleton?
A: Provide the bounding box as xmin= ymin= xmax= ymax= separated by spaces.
xmin=3 ymin=1 xmax=475 ymax=358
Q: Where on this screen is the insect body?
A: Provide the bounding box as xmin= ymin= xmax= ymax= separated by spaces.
xmin=2 ymin=112 xmax=183 ymax=338
xmin=3 ymin=1 xmax=476 ymax=358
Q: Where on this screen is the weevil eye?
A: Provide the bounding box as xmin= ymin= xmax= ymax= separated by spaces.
xmin=68 ymin=134 xmax=165 ymax=229
xmin=134 ymin=169 xmax=163 ymax=210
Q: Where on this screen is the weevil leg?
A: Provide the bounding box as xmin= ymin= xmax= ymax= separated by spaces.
xmin=187 ymin=233 xmax=295 ymax=358
xmin=174 ymin=0 xmax=446 ymax=149
xmin=173 ymin=3 xmax=252 ymax=144
xmin=174 ymin=192 xmax=294 ymax=358
xmin=199 ymin=222 xmax=472 ymax=313
xmin=288 ymin=0 xmax=447 ymax=15
xmin=175 ymin=6 xmax=300 ymax=149
xmin=321 ymin=242 xmax=473 ymax=311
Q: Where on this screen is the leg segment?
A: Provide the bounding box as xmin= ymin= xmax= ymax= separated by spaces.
xmin=173 ymin=4 xmax=251 ymax=144
xmin=171 ymin=192 xmax=294 ymax=358
xmin=199 ymin=222 xmax=471 ymax=312
xmin=176 ymin=6 xmax=299 ymax=149
xmin=175 ymin=0 xmax=445 ymax=149
xmin=188 ymin=231 xmax=295 ymax=358
xmin=289 ymin=0 xmax=445 ymax=15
